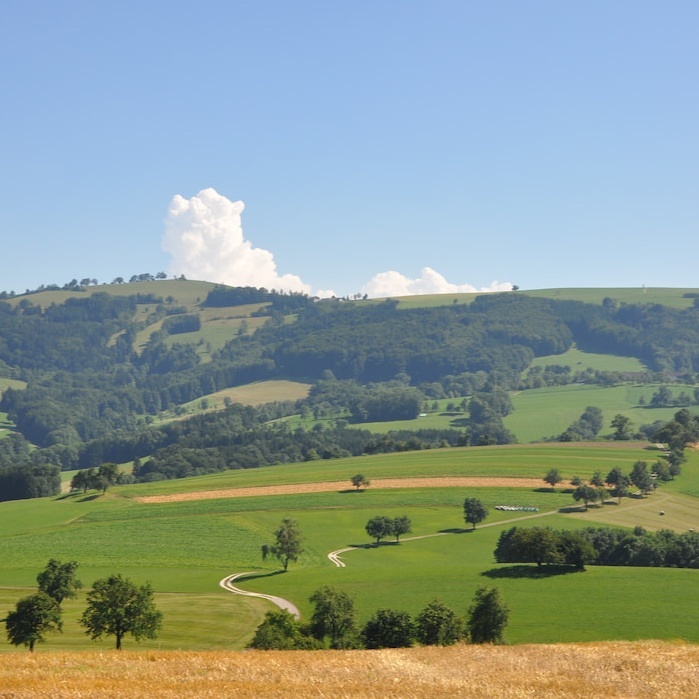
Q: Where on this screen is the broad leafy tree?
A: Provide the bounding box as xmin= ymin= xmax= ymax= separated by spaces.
xmin=494 ymin=526 xmax=562 ymax=568
xmin=391 ymin=515 xmax=412 ymax=542
xmin=362 ymin=608 xmax=414 ymax=649
xmin=557 ymin=530 xmax=597 ymax=571
xmin=606 ymin=466 xmax=630 ymax=503
xmin=630 ymin=460 xmax=654 ymax=495
xmin=247 ymin=609 xmax=319 ymax=650
xmin=365 ymin=515 xmax=394 ymax=544
xmin=543 ymin=468 xmax=562 ymax=490
xmin=308 ymin=585 xmax=358 ymax=649
xmin=261 ymin=518 xmax=304 ymax=571
xmin=463 ymin=497 xmax=488 ymax=530
xmin=573 ymin=484 xmax=600 ymax=509
xmin=4 ymin=592 xmax=62 ymax=652
xmin=414 ymin=599 xmax=464 ymax=646
xmin=80 ymin=574 xmax=162 ymax=650
xmin=611 ymin=414 xmax=633 ymax=440
xmin=37 ymin=559 xmax=81 ymax=604
xmin=467 ymin=586 xmax=509 ymax=644
xmin=350 ymin=474 xmax=370 ymax=490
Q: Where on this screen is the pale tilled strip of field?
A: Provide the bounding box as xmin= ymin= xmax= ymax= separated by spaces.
xmin=135 ymin=477 xmax=554 ymax=504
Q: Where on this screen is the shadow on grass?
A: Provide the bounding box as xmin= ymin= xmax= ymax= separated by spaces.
xmin=237 ymin=570 xmax=288 ymax=581
xmin=339 ymin=488 xmax=368 ymax=494
xmin=77 ymin=493 xmax=102 ymax=502
xmin=346 ymin=541 xmax=399 ymax=549
xmin=558 ymin=505 xmax=588 ymax=513
xmin=482 ymin=565 xmax=582 ymax=579
xmin=438 ymin=527 xmax=472 ymax=534
xmin=449 ymin=418 xmax=469 ymax=428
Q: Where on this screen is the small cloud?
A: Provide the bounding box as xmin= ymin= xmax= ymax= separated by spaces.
xmin=361 ymin=267 xmax=512 ymax=298
xmin=162 ymin=188 xmax=311 ymax=294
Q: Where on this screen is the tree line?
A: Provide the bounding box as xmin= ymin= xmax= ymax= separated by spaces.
xmin=248 ymin=584 xmax=509 ymax=650
xmin=495 ymin=525 xmax=699 ymax=570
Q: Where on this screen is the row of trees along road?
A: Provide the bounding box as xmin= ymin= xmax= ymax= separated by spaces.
xmin=249 ymin=584 xmax=510 ymax=649
xmin=544 ymin=454 xmax=683 ymax=510
xmin=3 ymin=560 xmax=162 ymax=651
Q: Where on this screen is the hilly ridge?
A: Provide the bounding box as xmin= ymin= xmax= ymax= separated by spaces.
xmin=1 ymin=281 xmax=699 ymax=498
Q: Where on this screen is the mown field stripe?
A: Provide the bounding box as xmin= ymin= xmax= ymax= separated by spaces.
xmin=135 ymin=476 xmax=556 ymax=504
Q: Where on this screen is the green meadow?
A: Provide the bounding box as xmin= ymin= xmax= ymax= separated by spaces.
xmin=0 ymin=443 xmax=698 ymax=651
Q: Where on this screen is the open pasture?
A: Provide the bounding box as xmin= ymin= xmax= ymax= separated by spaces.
xmin=506 ymin=383 xmax=689 ymax=442
xmin=0 ymin=443 xmax=697 ymax=651
xmin=391 ymin=287 xmax=699 ymax=310
xmin=522 ymin=287 xmax=699 ymax=308
xmin=530 ymin=344 xmax=646 ymax=372
xmin=116 ymin=442 xmax=656 ymax=498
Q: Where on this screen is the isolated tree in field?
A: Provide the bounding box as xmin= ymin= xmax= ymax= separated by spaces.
xmin=350 ymin=474 xmax=370 ymax=490
xmin=37 ymin=559 xmax=81 ymax=604
xmin=362 ymin=608 xmax=414 ymax=649
xmin=463 ymin=497 xmax=488 ymax=530
xmin=309 ymin=585 xmax=358 ymax=649
xmin=611 ymin=414 xmax=633 ymax=440
xmin=414 ymin=599 xmax=465 ymax=646
xmin=261 ymin=518 xmax=304 ymax=570
xmin=80 ymin=574 xmax=162 ymax=650
xmin=366 ymin=515 xmax=394 ymax=544
xmin=630 ymin=460 xmax=654 ymax=495
xmin=392 ymin=515 xmax=412 ymax=542
xmin=4 ymin=592 xmax=62 ymax=652
xmin=543 ymin=467 xmax=562 ymax=490
xmin=467 ymin=586 xmax=509 ymax=644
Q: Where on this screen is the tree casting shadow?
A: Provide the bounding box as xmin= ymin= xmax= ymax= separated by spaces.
xmin=236 ymin=570 xmax=288 ymax=582
xmin=438 ymin=527 xmax=472 ymax=534
xmin=482 ymin=565 xmax=581 ymax=579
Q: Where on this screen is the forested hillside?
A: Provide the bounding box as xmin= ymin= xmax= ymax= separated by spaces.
xmin=1 ymin=281 xmax=699 ymax=500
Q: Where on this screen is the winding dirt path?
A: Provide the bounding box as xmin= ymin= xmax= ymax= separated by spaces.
xmin=219 ymin=572 xmax=301 ymax=619
xmin=327 ymin=507 xmax=560 ymax=567
xmin=136 ymin=476 xmax=551 ymax=504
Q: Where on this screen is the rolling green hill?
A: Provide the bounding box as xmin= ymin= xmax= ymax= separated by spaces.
xmin=0 ymin=442 xmax=697 ymax=651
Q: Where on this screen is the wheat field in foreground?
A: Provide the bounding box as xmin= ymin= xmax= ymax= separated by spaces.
xmin=1 ymin=641 xmax=698 ymax=698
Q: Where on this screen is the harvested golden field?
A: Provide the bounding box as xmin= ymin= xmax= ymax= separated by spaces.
xmin=3 ymin=642 xmax=698 ymax=698
xmin=135 ymin=476 xmax=554 ymax=503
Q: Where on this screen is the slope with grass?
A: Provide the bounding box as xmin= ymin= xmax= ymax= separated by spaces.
xmin=0 ymin=443 xmax=697 ymax=652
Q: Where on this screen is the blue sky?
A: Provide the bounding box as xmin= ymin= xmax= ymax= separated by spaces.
xmin=2 ymin=1 xmax=698 ymax=297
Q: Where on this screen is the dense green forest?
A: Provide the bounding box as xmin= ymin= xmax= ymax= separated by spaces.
xmin=1 ymin=282 xmax=699 ymax=500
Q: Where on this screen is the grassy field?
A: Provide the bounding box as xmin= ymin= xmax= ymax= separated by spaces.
xmin=521 ymin=287 xmax=699 ymax=308
xmin=0 ymin=443 xmax=697 ymax=653
xmin=392 ymin=287 xmax=699 ymax=309
xmin=152 ymin=380 xmax=312 ymax=425
xmin=5 ymin=280 xmax=219 ymax=309
xmin=506 ymin=383 xmax=691 ymax=442
xmin=530 ymin=344 xmax=646 ymax=372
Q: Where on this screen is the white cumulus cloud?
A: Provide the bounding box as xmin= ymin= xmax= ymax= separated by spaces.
xmin=162 ymin=188 xmax=311 ymax=294
xmin=361 ymin=267 xmax=512 ymax=298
